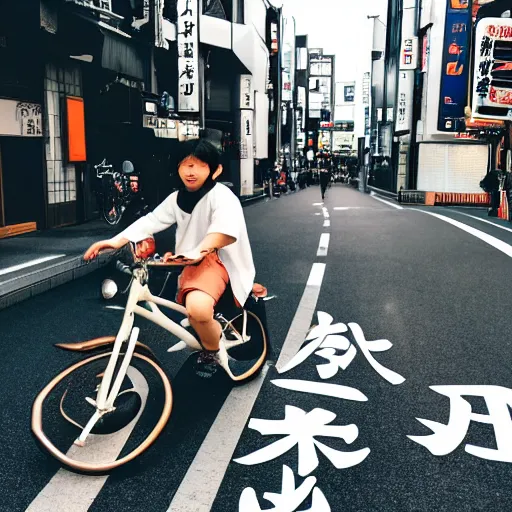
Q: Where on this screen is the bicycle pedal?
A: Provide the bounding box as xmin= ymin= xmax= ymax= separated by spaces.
xmin=85 ymin=397 xmax=97 ymax=407
xmin=168 ymin=340 xmax=187 ymax=352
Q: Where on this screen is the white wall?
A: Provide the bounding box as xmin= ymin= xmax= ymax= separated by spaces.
xmin=244 ymin=0 xmax=267 ymax=42
xmin=200 ymin=15 xmax=231 ymax=49
xmin=254 ymin=91 xmax=269 ymax=159
xmin=417 ymin=143 xmax=489 ymax=192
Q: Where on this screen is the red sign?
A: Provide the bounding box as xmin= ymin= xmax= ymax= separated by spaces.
xmin=66 ymin=97 xmax=87 ymax=162
xmin=489 ymin=86 xmax=512 ymax=105
xmin=486 ymin=24 xmax=512 ymax=40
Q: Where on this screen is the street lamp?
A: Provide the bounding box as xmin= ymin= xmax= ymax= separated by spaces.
xmin=367 ymin=14 xmax=387 ymax=28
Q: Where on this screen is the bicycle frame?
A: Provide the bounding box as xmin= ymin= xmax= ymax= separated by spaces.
xmin=75 ymin=265 xmax=255 ymax=446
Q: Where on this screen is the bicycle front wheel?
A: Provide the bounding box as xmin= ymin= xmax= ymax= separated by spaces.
xmin=31 ymin=351 xmax=172 ymax=474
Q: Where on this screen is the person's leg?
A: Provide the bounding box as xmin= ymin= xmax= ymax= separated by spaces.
xmin=186 ymin=290 xmax=221 ymax=351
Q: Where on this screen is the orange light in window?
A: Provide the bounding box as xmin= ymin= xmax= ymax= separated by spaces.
xmin=66 ymin=97 xmax=86 ymax=162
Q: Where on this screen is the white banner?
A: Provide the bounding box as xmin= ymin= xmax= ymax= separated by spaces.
xmin=472 ymin=18 xmax=512 ymax=121
xmin=0 ymin=99 xmax=42 ymax=137
xmin=66 ymin=0 xmax=111 ymax=11
xmin=395 ymin=71 xmax=414 ymax=132
xmin=177 ymin=0 xmax=199 ymax=112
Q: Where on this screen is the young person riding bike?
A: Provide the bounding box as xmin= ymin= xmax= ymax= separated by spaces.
xmin=84 ymin=139 xmax=256 ymax=377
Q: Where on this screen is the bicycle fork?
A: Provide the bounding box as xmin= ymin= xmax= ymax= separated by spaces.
xmin=74 ymin=281 xmax=142 ymax=446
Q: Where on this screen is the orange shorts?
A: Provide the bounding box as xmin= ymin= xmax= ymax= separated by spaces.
xmin=177 ymin=251 xmax=229 ymax=306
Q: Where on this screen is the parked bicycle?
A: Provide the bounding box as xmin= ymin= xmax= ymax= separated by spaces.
xmin=94 ymin=159 xmax=148 ymax=226
xmin=31 ymin=240 xmax=271 ymax=473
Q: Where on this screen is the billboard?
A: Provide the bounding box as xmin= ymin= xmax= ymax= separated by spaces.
xmin=437 ymin=0 xmax=472 ymax=132
xmin=472 ymin=19 xmax=512 ymax=120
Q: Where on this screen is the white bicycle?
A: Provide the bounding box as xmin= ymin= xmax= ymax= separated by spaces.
xmin=31 ymin=240 xmax=270 ymax=473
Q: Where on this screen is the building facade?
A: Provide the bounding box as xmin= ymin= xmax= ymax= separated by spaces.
xmin=371 ymin=0 xmax=512 ymax=201
xmin=0 ymin=0 xmax=277 ymax=237
xmin=307 ymin=48 xmax=335 ymax=155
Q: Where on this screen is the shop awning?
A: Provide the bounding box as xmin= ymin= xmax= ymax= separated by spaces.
xmin=59 ymin=9 xmax=146 ymax=82
xmin=101 ymin=29 xmax=144 ymax=80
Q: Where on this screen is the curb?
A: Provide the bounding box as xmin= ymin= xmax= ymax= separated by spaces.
xmin=241 ymin=194 xmax=267 ymax=206
xmin=367 ymin=185 xmax=398 ymax=199
xmin=0 ymin=253 xmax=113 ymax=311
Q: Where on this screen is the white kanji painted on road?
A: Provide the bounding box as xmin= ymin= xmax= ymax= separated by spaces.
xmin=239 ymin=465 xmax=330 ymax=512
xmin=278 ymin=312 xmax=405 ymax=386
xmin=234 ymin=405 xmax=370 ymax=477
xmin=279 ymin=312 xmax=349 ymax=375
xmin=408 ymin=385 xmax=512 ymax=463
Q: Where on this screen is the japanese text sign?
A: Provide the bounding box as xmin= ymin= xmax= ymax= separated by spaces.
xmin=177 ymin=0 xmax=199 ymax=112
xmin=472 ymin=18 xmax=512 ymax=121
xmin=437 ymin=0 xmax=471 ymax=131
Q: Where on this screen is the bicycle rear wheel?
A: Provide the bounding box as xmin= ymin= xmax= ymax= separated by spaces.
xmin=222 ymin=310 xmax=269 ymax=383
xmin=102 ymin=180 xmax=123 ymax=225
xmin=31 ymin=351 xmax=172 ymax=474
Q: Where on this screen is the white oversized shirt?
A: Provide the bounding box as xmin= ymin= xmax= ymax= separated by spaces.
xmin=114 ymin=184 xmax=256 ymax=306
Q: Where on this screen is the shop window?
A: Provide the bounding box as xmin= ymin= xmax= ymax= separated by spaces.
xmin=203 ymin=0 xmax=233 ymax=21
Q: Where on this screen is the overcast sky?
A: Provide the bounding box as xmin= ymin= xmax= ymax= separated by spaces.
xmin=270 ymin=0 xmax=386 ymax=83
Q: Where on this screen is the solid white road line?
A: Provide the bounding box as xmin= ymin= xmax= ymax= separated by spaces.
xmin=168 ymin=263 xmax=327 ymax=511
xmin=313 ymin=202 xmax=323 ymax=206
xmin=369 ymin=192 xmax=403 ymax=210
xmin=448 ymin=210 xmax=512 ymax=234
xmin=0 ymin=254 xmax=66 ymax=277
xmin=276 ymin=263 xmax=326 ymax=371
xmin=317 ymin=234 xmax=330 ymax=257
xmin=323 ymin=220 xmax=331 ymax=228
xmin=26 ymin=367 xmax=148 ymax=512
xmin=417 ymin=210 xmax=512 ymax=258
xmin=167 ymin=365 xmax=269 ymax=512
xmin=333 ymin=206 xmax=364 ymax=210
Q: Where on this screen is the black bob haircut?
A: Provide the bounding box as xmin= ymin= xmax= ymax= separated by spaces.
xmin=176 ymin=139 xmax=221 ymax=174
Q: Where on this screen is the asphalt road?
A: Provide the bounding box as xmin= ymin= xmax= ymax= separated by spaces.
xmin=1 ymin=185 xmax=512 ymax=512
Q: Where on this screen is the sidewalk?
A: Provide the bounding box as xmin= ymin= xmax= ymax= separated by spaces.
xmin=440 ymin=205 xmax=512 ymax=228
xmin=0 ymin=220 xmax=120 ymax=310
xmin=0 ymin=194 xmax=268 ymax=311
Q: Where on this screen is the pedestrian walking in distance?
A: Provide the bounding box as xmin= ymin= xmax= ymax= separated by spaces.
xmin=319 ymin=168 xmax=331 ymax=200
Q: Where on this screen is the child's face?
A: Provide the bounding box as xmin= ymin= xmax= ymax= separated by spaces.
xmin=178 ymin=156 xmax=211 ymax=192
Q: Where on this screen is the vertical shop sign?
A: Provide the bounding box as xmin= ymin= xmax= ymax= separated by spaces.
xmin=240 ymin=111 xmax=253 ymax=160
xmin=472 ymin=19 xmax=512 ymax=120
xmin=240 ymin=75 xmax=254 ymax=110
xmin=177 ymin=0 xmax=199 ymax=112
xmin=437 ymin=0 xmax=471 ymax=132
xmin=421 ymin=29 xmax=430 ymax=72
xmin=396 ymin=71 xmax=414 ymax=132
xmin=362 ymin=72 xmax=371 ymax=135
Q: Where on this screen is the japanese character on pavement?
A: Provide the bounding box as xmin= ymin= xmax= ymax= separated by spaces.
xmin=278 ymin=312 xmax=405 ymax=386
xmin=234 ymin=405 xmax=370 ymax=477
xmin=239 ymin=465 xmax=331 ymax=512
xmin=408 ymin=385 xmax=512 ymax=463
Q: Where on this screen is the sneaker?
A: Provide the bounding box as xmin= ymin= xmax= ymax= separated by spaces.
xmin=194 ymin=350 xmax=221 ymax=378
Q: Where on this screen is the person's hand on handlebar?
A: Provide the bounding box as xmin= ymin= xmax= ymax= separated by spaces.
xmin=84 ymin=238 xmax=129 ymax=261
xmin=162 ymin=248 xmax=212 ymax=264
